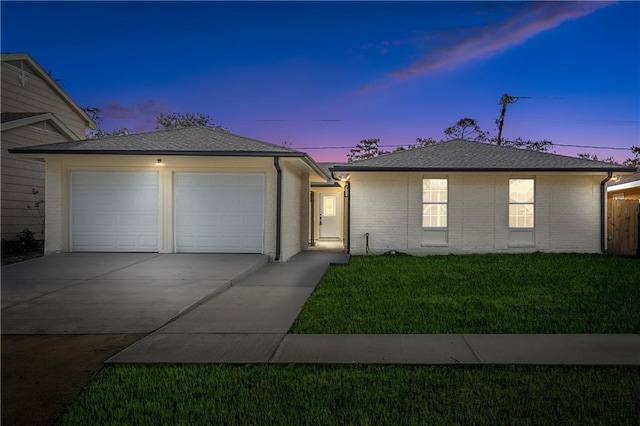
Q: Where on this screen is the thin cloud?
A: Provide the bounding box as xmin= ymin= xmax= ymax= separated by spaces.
xmin=100 ymin=99 xmax=173 ymax=132
xmin=356 ymin=2 xmax=614 ymax=93
xmin=101 ymin=102 xmax=136 ymax=119
xmin=361 ymin=40 xmax=391 ymax=56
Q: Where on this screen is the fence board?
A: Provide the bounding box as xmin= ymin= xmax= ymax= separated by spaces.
xmin=607 ymin=199 xmax=640 ymax=256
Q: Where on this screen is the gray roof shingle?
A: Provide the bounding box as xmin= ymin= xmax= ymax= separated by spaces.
xmin=332 ymin=139 xmax=635 ymax=172
xmin=9 ymin=126 xmax=303 ymax=156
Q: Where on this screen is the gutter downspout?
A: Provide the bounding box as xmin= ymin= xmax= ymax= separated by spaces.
xmin=274 ymin=157 xmax=282 ymax=261
xmin=345 ymin=183 xmax=351 ymax=254
xmin=600 ymin=171 xmax=613 ymax=253
xmin=309 ymin=191 xmax=315 ymax=247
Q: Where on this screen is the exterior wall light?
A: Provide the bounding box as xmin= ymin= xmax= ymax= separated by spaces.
xmin=156 ymin=159 xmax=164 ymax=166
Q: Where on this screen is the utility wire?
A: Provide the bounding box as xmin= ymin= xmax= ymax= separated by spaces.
xmin=296 ymin=143 xmax=633 ymax=151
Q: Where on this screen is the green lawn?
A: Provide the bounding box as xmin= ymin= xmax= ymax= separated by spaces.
xmin=291 ymin=253 xmax=640 ymax=334
xmin=60 ymin=365 xmax=639 ymax=425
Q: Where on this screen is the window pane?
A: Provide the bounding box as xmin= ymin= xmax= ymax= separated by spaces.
xmin=509 ymin=179 xmax=534 ymax=203
xmin=509 ymin=204 xmax=534 ymax=228
xmin=423 ymin=204 xmax=447 ymax=227
xmin=423 ymin=179 xmax=448 ymax=203
xmin=323 ymin=197 xmax=336 ymax=216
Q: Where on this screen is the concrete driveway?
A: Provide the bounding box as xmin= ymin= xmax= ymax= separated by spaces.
xmin=1 ymin=253 xmax=268 ymax=334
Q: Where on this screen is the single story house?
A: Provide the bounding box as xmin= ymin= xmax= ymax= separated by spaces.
xmin=1 ymin=53 xmax=95 ymax=240
xmin=331 ymin=140 xmax=635 ymax=255
xmin=10 ymin=126 xmax=328 ymax=262
xmin=11 ymin=133 xmax=636 ymax=260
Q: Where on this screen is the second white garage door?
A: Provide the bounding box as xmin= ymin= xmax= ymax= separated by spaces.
xmin=175 ymin=173 xmax=264 ymax=253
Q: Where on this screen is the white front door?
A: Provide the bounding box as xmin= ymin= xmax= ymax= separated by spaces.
xmin=174 ymin=173 xmax=264 ymax=253
xmin=70 ymin=172 xmax=159 ymax=252
xmin=319 ymin=193 xmax=341 ymax=238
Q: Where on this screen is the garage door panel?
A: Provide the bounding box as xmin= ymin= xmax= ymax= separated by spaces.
xmin=71 ymin=172 xmax=159 ymax=252
xmin=175 ymin=173 xmax=264 ymax=253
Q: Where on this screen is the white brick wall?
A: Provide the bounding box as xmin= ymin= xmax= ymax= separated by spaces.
xmin=349 ymin=172 xmax=604 ymax=255
xmin=44 ymin=159 xmax=63 ymax=255
xmin=280 ymin=162 xmax=304 ymax=261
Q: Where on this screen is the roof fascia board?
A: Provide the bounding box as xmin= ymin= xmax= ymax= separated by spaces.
xmin=297 ymin=156 xmax=331 ymax=182
xmin=607 ymin=180 xmax=640 ymax=192
xmin=1 ymin=113 xmax=80 ymax=141
xmin=1 ymin=53 xmax=96 ymax=129
xmin=8 ymin=148 xmax=308 ymax=156
xmin=331 ymin=166 xmax=637 ymax=173
xmin=278 ymin=156 xmax=328 ymax=182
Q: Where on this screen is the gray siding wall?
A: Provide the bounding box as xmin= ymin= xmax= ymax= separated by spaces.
xmin=1 ymin=59 xmax=89 ymax=241
xmin=1 ymin=127 xmax=68 ymax=240
xmin=1 ymin=61 xmax=87 ymax=137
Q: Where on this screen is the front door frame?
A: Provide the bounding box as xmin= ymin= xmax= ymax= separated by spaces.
xmin=310 ymin=187 xmax=344 ymax=245
xmin=319 ymin=192 xmax=341 ymax=238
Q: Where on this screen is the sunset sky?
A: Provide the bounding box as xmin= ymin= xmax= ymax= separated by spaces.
xmin=2 ymin=1 xmax=638 ymax=162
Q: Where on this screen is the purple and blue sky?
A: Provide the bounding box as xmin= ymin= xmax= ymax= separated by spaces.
xmin=2 ymin=1 xmax=638 ymax=162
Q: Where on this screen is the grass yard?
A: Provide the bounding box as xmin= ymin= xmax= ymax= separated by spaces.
xmin=60 ymin=365 xmax=639 ymax=425
xmin=291 ymin=253 xmax=640 ymax=334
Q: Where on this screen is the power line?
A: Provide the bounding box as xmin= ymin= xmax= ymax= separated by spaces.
xmin=552 ymin=143 xmax=631 ymax=151
xmin=296 ymin=143 xmax=633 ymax=151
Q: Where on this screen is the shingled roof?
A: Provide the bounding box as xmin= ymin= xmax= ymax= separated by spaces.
xmin=9 ymin=126 xmax=303 ymax=156
xmin=332 ymin=139 xmax=635 ymax=172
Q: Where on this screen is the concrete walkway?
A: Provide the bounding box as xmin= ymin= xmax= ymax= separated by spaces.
xmin=108 ymin=251 xmax=640 ymax=366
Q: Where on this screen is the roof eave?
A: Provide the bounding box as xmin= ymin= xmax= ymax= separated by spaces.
xmin=331 ymin=166 xmax=637 ymax=173
xmin=299 ymin=156 xmax=331 ymax=182
xmin=1 ymin=112 xmax=80 ymax=141
xmin=7 ymin=147 xmax=332 ymax=182
xmin=7 ymin=149 xmax=309 ymax=157
xmin=607 ymin=180 xmax=640 ymax=191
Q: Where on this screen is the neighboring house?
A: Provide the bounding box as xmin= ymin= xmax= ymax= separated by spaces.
xmin=607 ymin=171 xmax=640 ymax=200
xmin=1 ymin=53 xmax=95 ymax=241
xmin=9 ymin=126 xmax=328 ymax=261
xmin=606 ymin=171 xmax=640 ymax=256
xmin=331 ymin=140 xmax=635 ymax=255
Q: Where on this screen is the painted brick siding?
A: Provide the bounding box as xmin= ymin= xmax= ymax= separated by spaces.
xmin=349 ymin=172 xmax=604 ymax=255
xmin=44 ymin=159 xmax=64 ymax=254
xmin=280 ymin=162 xmax=307 ymax=261
xmin=351 ymin=173 xmax=410 ymax=252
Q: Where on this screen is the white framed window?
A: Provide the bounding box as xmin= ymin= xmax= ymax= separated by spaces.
xmin=423 ymin=178 xmax=447 ymax=228
xmin=509 ymin=179 xmax=534 ymax=228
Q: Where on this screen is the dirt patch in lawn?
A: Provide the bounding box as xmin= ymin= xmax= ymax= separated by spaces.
xmin=1 ymin=334 xmax=144 ymax=425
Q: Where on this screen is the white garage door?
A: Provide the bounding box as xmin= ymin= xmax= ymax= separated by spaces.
xmin=71 ymin=172 xmax=159 ymax=252
xmin=175 ymin=173 xmax=264 ymax=253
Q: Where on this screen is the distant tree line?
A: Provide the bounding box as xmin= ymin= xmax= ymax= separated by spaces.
xmin=83 ymin=108 xmax=225 ymax=139
xmin=348 ymin=117 xmax=553 ymax=162
xmin=348 ymin=117 xmax=638 ymax=166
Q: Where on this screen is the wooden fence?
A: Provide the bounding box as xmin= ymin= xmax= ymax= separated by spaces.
xmin=607 ymin=199 xmax=640 ymax=256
